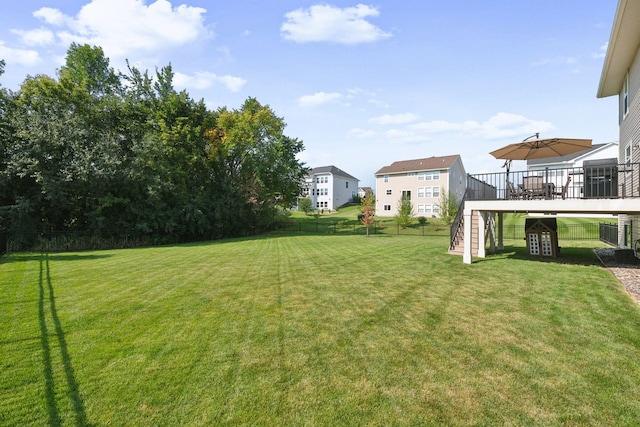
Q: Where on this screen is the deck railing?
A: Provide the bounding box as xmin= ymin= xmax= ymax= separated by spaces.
xmin=467 ymin=162 xmax=640 ymax=201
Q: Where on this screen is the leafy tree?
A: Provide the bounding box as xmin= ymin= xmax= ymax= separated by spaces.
xmin=394 ymin=195 xmax=414 ymax=229
xmin=209 ymin=98 xmax=307 ymax=231
xmin=359 ymin=189 xmax=375 ymax=236
xmin=298 ymin=197 xmax=312 ymax=215
xmin=2 ymin=44 xmax=307 ymax=245
xmin=437 ymin=188 xmax=460 ymax=224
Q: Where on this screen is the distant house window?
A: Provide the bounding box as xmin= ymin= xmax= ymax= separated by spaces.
xmin=384 ymin=175 xmax=389 ymax=183
xmin=386 ymin=189 xmax=392 ymax=195
xmin=626 ymin=144 xmax=632 ymax=164
xmin=384 ymin=205 xmax=391 ymax=211
xmin=418 ymin=187 xmax=439 ymax=198
xmin=418 ymin=171 xmax=440 ymax=181
xmin=346 ymin=182 xmax=349 ymax=188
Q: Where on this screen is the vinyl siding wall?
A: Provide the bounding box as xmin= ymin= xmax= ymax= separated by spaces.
xmin=375 ymin=158 xmax=466 ymax=218
xmin=619 ymin=42 xmax=640 ymax=249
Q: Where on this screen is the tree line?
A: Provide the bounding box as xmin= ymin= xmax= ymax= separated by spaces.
xmin=0 ymin=44 xmax=308 ymax=245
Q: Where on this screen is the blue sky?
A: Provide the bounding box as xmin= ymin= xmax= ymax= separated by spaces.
xmin=0 ymin=0 xmax=619 ymax=187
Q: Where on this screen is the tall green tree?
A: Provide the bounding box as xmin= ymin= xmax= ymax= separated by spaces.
xmin=394 ymin=195 xmax=414 ymax=229
xmin=437 ymin=188 xmax=460 ymax=224
xmin=209 ymin=97 xmax=307 ymax=232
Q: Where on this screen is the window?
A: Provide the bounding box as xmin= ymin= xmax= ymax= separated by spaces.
xmin=386 ymin=189 xmax=392 ymax=195
xmin=418 ymin=187 xmax=439 ymax=198
xmin=346 ymin=182 xmax=349 ymax=188
xmin=418 ymin=171 xmax=440 ymax=181
xmin=407 ymin=172 xmax=415 ymax=177
xmin=384 ymin=205 xmax=391 ymax=211
xmin=626 ymin=144 xmax=632 ymax=165
xmin=402 ymin=190 xmax=412 ymax=200
xmin=384 ymin=175 xmax=389 ymax=183
xmin=623 ymin=71 xmax=629 ymax=117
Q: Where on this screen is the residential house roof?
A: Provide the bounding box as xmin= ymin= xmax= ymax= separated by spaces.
xmin=310 ymin=165 xmax=359 ymax=181
xmin=375 ymin=155 xmax=460 ymax=175
xmin=526 ymin=142 xmax=617 ymax=166
xmin=598 ymin=0 xmax=640 ymax=98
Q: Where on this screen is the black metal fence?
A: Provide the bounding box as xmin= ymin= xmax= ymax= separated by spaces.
xmin=599 ymin=222 xmax=618 ymax=246
xmin=501 ymin=223 xmax=603 ymax=241
xmin=0 ymin=228 xmax=7 ymax=256
xmin=1 ymin=220 xmax=612 ymax=254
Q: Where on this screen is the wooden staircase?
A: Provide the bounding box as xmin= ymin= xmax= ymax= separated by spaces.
xmin=449 ymin=211 xmax=494 ymax=256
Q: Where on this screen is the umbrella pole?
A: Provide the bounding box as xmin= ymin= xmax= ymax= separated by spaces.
xmin=503 ymin=159 xmax=512 ymax=199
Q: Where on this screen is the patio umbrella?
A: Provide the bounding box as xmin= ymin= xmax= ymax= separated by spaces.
xmin=490 ymin=136 xmax=592 ymax=161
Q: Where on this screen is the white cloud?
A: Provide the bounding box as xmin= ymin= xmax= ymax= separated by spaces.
xmin=297 ymin=91 xmax=343 ymax=107
xmin=281 ymin=4 xmax=392 ymax=45
xmin=349 ymin=128 xmax=378 ymax=139
xmin=0 ymin=41 xmax=41 ymax=66
xmin=33 ymin=7 xmax=68 ymax=26
xmin=409 ymin=112 xmax=554 ymax=140
xmin=352 ymin=112 xmax=555 ymax=145
xmin=12 ymin=28 xmax=55 ymax=47
xmin=173 ymin=71 xmax=247 ymax=93
xmin=31 ymin=0 xmax=211 ymax=59
xmin=592 ymin=42 xmax=608 ymax=59
xmin=369 ymin=113 xmax=419 ymax=125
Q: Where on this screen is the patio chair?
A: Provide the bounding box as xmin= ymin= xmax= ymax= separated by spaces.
xmin=507 ymin=181 xmax=525 ymax=199
xmin=523 ymin=176 xmax=545 ymax=198
xmin=552 ymin=176 xmax=572 ymax=199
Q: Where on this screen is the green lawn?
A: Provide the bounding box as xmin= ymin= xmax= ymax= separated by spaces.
xmin=2 ymin=233 xmax=640 ymax=425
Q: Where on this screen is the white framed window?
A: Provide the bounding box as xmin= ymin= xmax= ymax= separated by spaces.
xmin=384 ymin=204 xmax=391 ymax=211
xmin=626 ymin=143 xmax=632 ymax=165
xmin=623 ymin=71 xmax=630 ymax=117
xmin=384 ymin=175 xmax=389 ymax=183
xmin=418 ymin=187 xmax=439 ymax=198
xmin=386 ymin=189 xmax=392 ymax=195
xmin=418 ymin=171 xmax=440 ymax=181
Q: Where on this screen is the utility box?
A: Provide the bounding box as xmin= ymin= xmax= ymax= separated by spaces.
xmin=525 ymin=218 xmax=559 ymax=257
xmin=584 ymin=158 xmax=618 ymax=198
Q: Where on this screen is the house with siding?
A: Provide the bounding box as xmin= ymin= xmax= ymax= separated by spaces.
xmin=527 ymin=142 xmax=619 ymax=199
xmin=375 ymin=155 xmax=466 ymax=218
xmin=597 ymin=0 xmax=640 ymax=250
xmin=454 ymin=0 xmax=640 ymax=264
xmin=301 ymin=166 xmax=359 ymax=210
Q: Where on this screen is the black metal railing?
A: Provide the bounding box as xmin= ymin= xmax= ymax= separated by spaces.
xmin=599 ymin=222 xmax=618 ymax=246
xmin=467 ymin=162 xmax=640 ymax=201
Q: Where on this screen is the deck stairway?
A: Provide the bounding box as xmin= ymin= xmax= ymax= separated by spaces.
xmin=449 ymin=209 xmax=494 ymax=256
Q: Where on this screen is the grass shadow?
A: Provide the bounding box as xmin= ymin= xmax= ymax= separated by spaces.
xmin=39 ymin=254 xmax=89 ymax=426
xmin=475 ymin=244 xmax=603 ymax=267
xmin=1 ymin=253 xmax=112 ymax=265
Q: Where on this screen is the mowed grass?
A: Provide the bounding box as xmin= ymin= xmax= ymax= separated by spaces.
xmin=2 ymin=234 xmax=640 ymax=425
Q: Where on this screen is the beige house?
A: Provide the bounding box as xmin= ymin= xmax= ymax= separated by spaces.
xmin=597 ymin=0 xmax=640 ymax=250
xmin=375 ymin=155 xmax=466 ymax=218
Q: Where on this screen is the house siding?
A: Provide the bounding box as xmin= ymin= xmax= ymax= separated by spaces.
xmin=375 ymin=156 xmax=466 ymax=218
xmin=619 ymin=42 xmax=640 ymax=248
xmin=303 ymin=167 xmax=359 ymax=211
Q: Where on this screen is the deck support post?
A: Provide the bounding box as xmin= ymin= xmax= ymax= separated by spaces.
xmin=463 ymin=210 xmax=473 ymax=264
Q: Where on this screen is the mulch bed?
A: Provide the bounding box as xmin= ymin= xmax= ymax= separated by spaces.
xmin=595 ymin=248 xmax=640 ymax=304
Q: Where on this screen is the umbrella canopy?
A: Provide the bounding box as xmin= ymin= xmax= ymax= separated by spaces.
xmin=490 ymin=137 xmax=592 ymax=161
